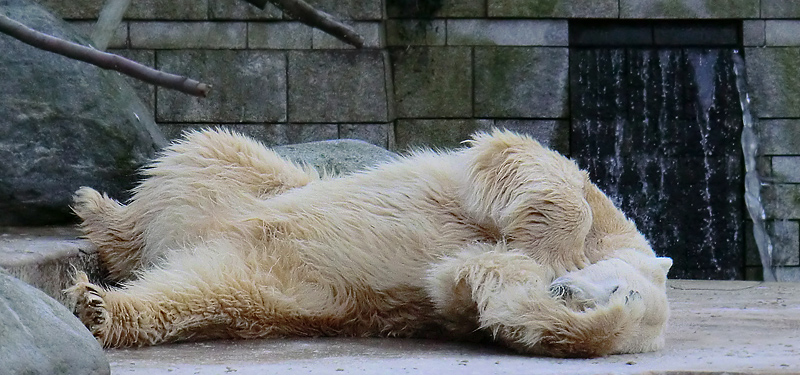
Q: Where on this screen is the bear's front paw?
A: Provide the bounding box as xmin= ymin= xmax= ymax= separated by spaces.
xmin=65 ymin=271 xmax=110 ymax=340
xmin=549 ymin=276 xmax=622 ymax=312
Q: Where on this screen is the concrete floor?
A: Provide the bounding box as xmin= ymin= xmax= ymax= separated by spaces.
xmin=106 ymin=280 xmax=800 ymax=375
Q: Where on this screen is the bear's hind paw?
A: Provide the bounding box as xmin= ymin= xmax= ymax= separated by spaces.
xmin=65 ymin=272 xmax=110 ymax=339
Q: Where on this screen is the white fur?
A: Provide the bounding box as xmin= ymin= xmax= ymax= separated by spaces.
xmin=68 ymin=128 xmax=671 ymax=357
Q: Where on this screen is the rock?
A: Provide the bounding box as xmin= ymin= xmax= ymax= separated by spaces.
xmin=274 ymin=139 xmax=398 ymax=175
xmin=0 ymin=227 xmax=101 ymax=306
xmin=0 ymin=0 xmax=167 ymax=226
xmin=0 ymin=269 xmax=110 ymax=375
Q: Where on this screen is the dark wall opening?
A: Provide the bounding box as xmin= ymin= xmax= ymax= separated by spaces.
xmin=569 ymin=20 xmax=745 ymax=279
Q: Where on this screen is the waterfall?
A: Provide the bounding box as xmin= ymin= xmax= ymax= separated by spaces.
xmin=571 ymin=48 xmax=745 ymax=279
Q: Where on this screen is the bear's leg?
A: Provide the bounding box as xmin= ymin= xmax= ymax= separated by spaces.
xmin=461 ymin=130 xmax=594 ymax=272
xmin=427 ymin=243 xmax=647 ymax=358
xmin=73 ymin=129 xmax=317 ymax=281
xmin=73 ymin=187 xmax=144 ymax=281
xmin=66 ymin=238 xmax=323 ymax=347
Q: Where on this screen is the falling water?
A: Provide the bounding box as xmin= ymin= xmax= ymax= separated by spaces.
xmin=732 ymin=51 xmax=776 ymax=282
xmin=571 ymin=48 xmax=745 ymax=279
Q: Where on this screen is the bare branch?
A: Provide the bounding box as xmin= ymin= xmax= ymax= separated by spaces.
xmin=91 ymin=0 xmax=131 ymax=51
xmin=267 ymin=0 xmax=365 ymax=48
xmin=0 ymin=14 xmax=210 ymax=97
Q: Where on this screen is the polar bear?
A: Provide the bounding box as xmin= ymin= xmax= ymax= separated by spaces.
xmin=67 ymin=128 xmax=672 ymax=358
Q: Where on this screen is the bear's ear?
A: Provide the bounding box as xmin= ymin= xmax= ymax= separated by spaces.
xmin=654 ymin=257 xmax=673 ymax=274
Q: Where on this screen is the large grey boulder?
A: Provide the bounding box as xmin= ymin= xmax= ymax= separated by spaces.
xmin=0 ymin=0 xmax=167 ymax=225
xmin=274 ymin=139 xmax=398 ymax=175
xmin=0 ymin=269 xmax=110 ymax=375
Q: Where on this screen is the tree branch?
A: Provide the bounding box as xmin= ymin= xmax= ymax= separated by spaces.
xmin=267 ymin=0 xmax=365 ymax=48
xmin=0 ymin=14 xmax=210 ymax=97
xmin=91 ymin=0 xmax=131 ymax=51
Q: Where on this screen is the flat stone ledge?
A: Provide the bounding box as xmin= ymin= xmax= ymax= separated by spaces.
xmin=104 ymin=280 xmax=800 ymax=374
xmin=0 ymin=227 xmax=101 ymax=307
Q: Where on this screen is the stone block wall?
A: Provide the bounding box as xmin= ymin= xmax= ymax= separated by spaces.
xmin=745 ymin=11 xmax=800 ymax=280
xmin=31 ymin=0 xmax=800 ymax=280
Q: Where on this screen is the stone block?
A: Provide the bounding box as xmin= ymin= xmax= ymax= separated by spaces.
xmin=620 ymin=0 xmax=759 ymax=18
xmin=447 ymin=19 xmax=567 ymax=46
xmin=288 ymin=50 xmax=391 ymax=122
xmin=440 ymin=0 xmax=486 ymax=17
xmin=388 ymin=0 xmax=486 ymax=17
xmin=248 ymin=22 xmax=313 ymax=49
xmin=772 ymin=157 xmax=800 ymax=183
xmin=126 ymin=0 xmax=209 ymax=20
xmin=37 ymin=0 xmax=104 ymax=19
xmin=763 ymin=184 xmax=800 ymax=220
xmin=41 ymin=0 xmax=208 ymax=19
xmin=494 ymin=120 xmax=569 ymax=154
xmin=209 ymin=0 xmax=282 ymax=19
xmin=746 ymin=48 xmax=800 ymax=118
xmin=395 ymin=119 xmax=494 ymax=150
xmin=746 ymin=220 xmax=800 ymax=267
xmin=474 ymin=47 xmax=568 ymax=118
xmin=295 ymin=0 xmax=383 ymax=20
xmin=488 ymin=0 xmax=618 ymax=18
xmin=67 ymin=20 xmax=127 ymax=48
xmin=386 ymin=20 xmax=446 ymax=46
xmin=772 ymin=220 xmax=800 ymax=266
xmin=391 ymin=47 xmax=472 ymax=118
xmin=130 ymin=22 xmax=246 ymax=49
xmin=743 ymin=20 xmax=765 ymax=47
xmin=762 ymin=0 xmax=800 ymax=18
xmin=760 ymin=120 xmax=800 ymax=155
xmin=775 ymin=266 xmax=800 ymax=281
xmin=766 ymin=21 xmax=800 ymax=46
xmin=339 ymin=123 xmax=394 ymax=149
xmin=312 ymin=22 xmax=383 ymax=49
xmin=759 ymin=156 xmax=773 ymax=178
xmin=157 ymin=50 xmax=287 ymax=122
xmin=108 ymin=49 xmax=156 ymax=112
xmin=158 ymin=124 xmax=338 ymax=146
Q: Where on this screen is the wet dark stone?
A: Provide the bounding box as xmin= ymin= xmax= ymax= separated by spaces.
xmin=569 ymin=22 xmax=653 ymax=47
xmin=569 ymin=20 xmax=740 ymax=47
xmin=570 ymin=48 xmax=745 ymax=280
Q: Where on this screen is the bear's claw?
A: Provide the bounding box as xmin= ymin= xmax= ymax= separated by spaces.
xmin=65 ymin=271 xmax=109 ymax=340
xmin=549 ymin=282 xmax=598 ymax=311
